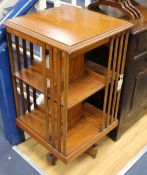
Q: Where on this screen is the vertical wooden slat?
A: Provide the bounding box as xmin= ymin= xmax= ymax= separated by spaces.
xmin=15 ymin=36 xmax=21 ymax=70
xmin=46 ymin=47 xmax=51 ymax=144
xmin=63 ymin=52 xmax=69 ymax=155
xmin=29 ymin=42 xmax=34 ymax=64
xmin=49 ymin=45 xmax=55 ymax=147
xmin=111 ymin=33 xmax=125 ymax=123
xmin=42 ymin=44 xmax=49 ymax=142
xmin=22 ymin=39 xmax=31 ymax=112
xmin=115 ymin=31 xmax=130 ymax=119
xmin=32 ymin=89 xmax=37 ymax=107
xmin=106 ymin=36 xmax=119 ymax=127
xmin=102 ymin=38 xmax=114 ymax=130
xmin=15 ymin=36 xmax=26 ymax=114
xmin=22 ymin=39 xmax=28 ymax=68
xmin=57 ymin=49 xmax=62 ymax=152
xmin=7 ymin=33 xmax=20 ymax=117
xmin=29 ymin=42 xmax=37 ymax=107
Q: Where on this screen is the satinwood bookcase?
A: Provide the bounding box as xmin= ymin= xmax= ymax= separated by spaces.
xmin=4 ymin=5 xmax=132 ymax=164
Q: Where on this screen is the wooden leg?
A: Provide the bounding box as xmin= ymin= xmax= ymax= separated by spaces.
xmin=47 ymin=153 xmax=57 ymax=165
xmin=85 ymin=144 xmax=98 ymax=159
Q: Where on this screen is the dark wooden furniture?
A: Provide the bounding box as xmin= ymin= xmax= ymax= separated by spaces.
xmin=4 ymin=5 xmax=132 ymax=164
xmin=88 ymin=0 xmax=141 ymax=19
xmin=88 ymin=1 xmax=147 ymax=140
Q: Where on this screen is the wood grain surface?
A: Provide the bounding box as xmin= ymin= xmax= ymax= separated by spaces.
xmin=4 ymin=5 xmax=132 ymax=53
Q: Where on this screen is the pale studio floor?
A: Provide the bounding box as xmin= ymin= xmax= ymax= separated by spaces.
xmin=17 ymin=114 xmax=147 ymax=175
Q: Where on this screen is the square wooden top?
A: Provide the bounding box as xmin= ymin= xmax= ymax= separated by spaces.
xmin=4 ymin=5 xmax=133 ymax=53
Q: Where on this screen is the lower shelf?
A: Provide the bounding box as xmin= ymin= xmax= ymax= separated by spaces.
xmin=16 ymin=103 xmax=118 ymax=163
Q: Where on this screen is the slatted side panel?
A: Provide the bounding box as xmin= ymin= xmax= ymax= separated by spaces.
xmin=102 ymin=37 xmax=114 ymax=130
xmin=7 ymin=33 xmax=44 ymax=116
xmin=110 ymin=32 xmax=125 ymax=123
xmin=15 ymin=36 xmax=26 ymax=115
xmin=102 ymin=31 xmax=129 ymax=129
xmin=46 ymin=45 xmax=64 ymax=154
xmin=8 ymin=33 xmax=27 ymax=116
xmin=114 ymin=31 xmax=129 ymax=119
xmin=106 ymin=36 xmax=119 ymax=127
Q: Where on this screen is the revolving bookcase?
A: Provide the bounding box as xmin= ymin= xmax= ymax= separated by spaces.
xmin=4 ymin=5 xmax=132 ymax=164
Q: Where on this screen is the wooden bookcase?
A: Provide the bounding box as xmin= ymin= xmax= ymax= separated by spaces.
xmin=4 ymin=5 xmax=132 ymax=164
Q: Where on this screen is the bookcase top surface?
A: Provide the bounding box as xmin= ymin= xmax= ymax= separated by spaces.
xmin=4 ymin=5 xmax=132 ymax=53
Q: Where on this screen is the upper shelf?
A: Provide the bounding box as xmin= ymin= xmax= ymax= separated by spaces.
xmin=13 ymin=65 xmax=50 ymax=93
xmin=85 ymin=60 xmax=115 ymax=82
xmin=13 ymin=61 xmax=110 ymax=108
xmin=4 ymin=5 xmax=133 ymax=54
xmin=60 ymin=61 xmax=115 ymax=108
xmin=59 ymin=72 xmax=105 ymax=108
